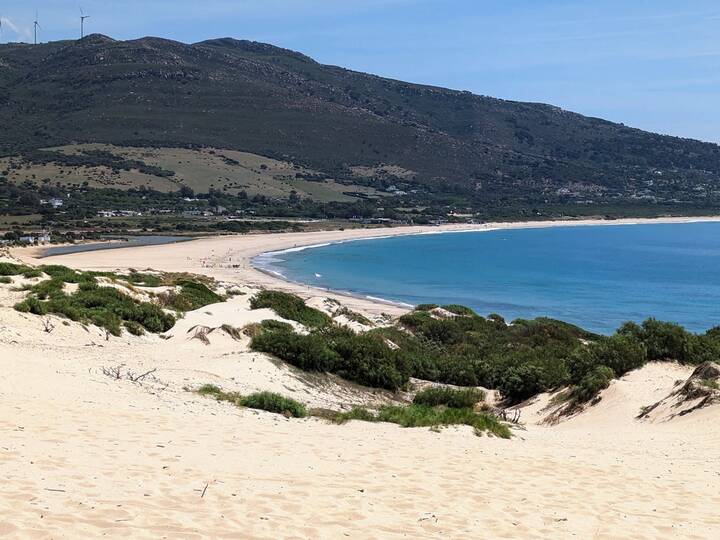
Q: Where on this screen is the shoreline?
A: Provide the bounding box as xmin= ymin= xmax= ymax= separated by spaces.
xmin=13 ymin=215 xmax=720 ymax=316
xmin=3 ymin=218 xmax=720 ymax=537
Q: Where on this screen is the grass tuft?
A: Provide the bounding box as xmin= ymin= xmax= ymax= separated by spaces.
xmin=327 ymin=404 xmax=509 ymax=438
xmin=413 ymin=387 xmax=485 ymax=408
xmin=197 ymin=385 xmax=306 ymax=418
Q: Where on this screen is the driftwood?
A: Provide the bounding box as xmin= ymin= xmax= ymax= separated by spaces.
xmin=127 ymin=368 xmax=157 ymax=382
xmin=101 ymin=365 xmax=123 ymax=380
xmin=187 ymin=324 xmax=242 ymax=345
xmin=188 ymin=325 xmax=216 ymax=345
xmin=101 ymin=365 xmax=160 ymax=385
xmin=42 ymin=318 xmax=55 ymax=333
xmin=486 ymin=407 xmax=522 ymax=424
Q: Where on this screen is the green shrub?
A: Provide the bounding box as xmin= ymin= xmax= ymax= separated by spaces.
xmin=250 ymin=290 xmax=330 ymax=328
xmin=197 ymin=385 xmax=306 ymax=418
xmin=415 ymin=304 xmax=439 ymax=311
xmin=260 ymin=319 xmax=294 ymax=333
xmin=125 ymin=272 xmax=162 ymax=287
xmin=15 ymin=283 xmax=174 ymax=335
xmin=124 ymin=320 xmax=145 ymax=336
xmin=160 ymin=280 xmax=223 ymax=311
xmin=413 ymin=387 xmax=484 ymax=408
xmin=14 ymin=296 xmax=48 ymax=315
xmin=332 ymin=406 xmax=378 ymax=423
xmin=251 ymin=329 xmax=340 ymax=372
xmin=250 ymin=325 xmax=410 ymax=390
xmin=497 ymin=364 xmax=547 ymax=404
xmin=198 ymin=383 xmax=222 ymax=395
xmin=571 ymin=365 xmax=615 ymax=403
xmin=38 ymin=265 xmax=88 ymax=284
xmin=0 ymin=276 xmax=11 ymax=284
xmin=249 ymin=299 xmax=720 ymax=403
xmin=398 ymin=310 xmax=435 ymax=328
xmin=240 ymin=392 xmax=307 ymax=418
xmin=327 ymin=327 xmax=411 ymax=390
xmin=442 ymin=304 xmax=477 ymax=316
xmin=620 ymin=319 xmax=693 ymax=363
xmin=327 ymin=404 xmax=509 ymax=438
xmin=587 ymin=335 xmax=647 ymax=378
xmin=0 ymin=262 xmax=30 ymax=276
xmin=22 ymin=269 xmax=43 ymax=279
xmin=30 ymin=278 xmax=66 ymax=299
xmin=376 ymin=404 xmax=511 ymax=438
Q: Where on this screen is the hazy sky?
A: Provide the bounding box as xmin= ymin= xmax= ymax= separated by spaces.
xmin=1 ymin=0 xmax=718 ymax=143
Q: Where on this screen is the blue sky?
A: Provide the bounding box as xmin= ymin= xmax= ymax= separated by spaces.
xmin=1 ymin=0 xmax=718 ymax=143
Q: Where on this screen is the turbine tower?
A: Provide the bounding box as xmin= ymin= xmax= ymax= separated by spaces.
xmin=33 ymin=11 xmax=41 ymax=45
xmin=80 ymin=8 xmax=90 ymax=39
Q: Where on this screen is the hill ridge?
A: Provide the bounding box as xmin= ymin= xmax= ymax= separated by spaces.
xmin=1 ymin=35 xmax=719 ymax=211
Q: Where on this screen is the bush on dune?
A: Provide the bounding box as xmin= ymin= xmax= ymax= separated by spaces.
xmin=12 ymin=264 xmax=177 ymax=335
xmin=619 ymin=319 xmax=720 ymax=364
xmin=250 ymin=290 xmax=330 ymax=328
xmin=0 ymin=262 xmax=29 ymax=276
xmin=413 ymin=387 xmax=485 ymax=408
xmin=16 ymin=283 xmax=175 ymax=336
xmin=237 ymin=291 xmax=720 ymax=406
xmin=441 ymin=304 xmax=477 ymax=316
xmin=570 ymin=365 xmax=615 ymax=403
xmin=124 ymin=271 xmax=163 ymax=287
xmin=251 ymin=329 xmax=340 ymax=372
xmin=158 ymin=280 xmax=223 ymax=311
xmin=240 ymin=391 xmax=307 ymax=418
xmin=198 ymin=385 xmax=307 ymax=418
xmin=331 ymin=404 xmax=510 ymax=438
xmin=251 ymin=324 xmax=410 ymax=390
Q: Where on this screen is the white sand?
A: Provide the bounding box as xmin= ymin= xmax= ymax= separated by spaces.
xmin=2 ymin=219 xmax=720 ymax=538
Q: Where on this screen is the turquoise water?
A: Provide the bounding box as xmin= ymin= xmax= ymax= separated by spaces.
xmin=255 ymin=222 xmax=720 ymax=334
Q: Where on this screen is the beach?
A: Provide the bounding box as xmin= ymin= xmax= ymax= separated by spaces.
xmin=16 ymin=216 xmax=720 ymax=316
xmin=2 ymin=217 xmax=720 ymax=538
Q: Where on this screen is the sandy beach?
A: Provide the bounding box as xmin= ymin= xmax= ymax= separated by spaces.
xmin=2 ymin=217 xmax=720 ymax=538
xmin=16 ymin=215 xmax=720 ymax=316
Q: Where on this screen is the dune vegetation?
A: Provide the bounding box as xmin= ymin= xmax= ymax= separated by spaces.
xmin=8 ymin=264 xmax=224 ymax=336
xmin=251 ymin=291 xmax=720 ymax=404
xmin=250 ymin=290 xmax=331 ymax=328
xmin=198 ymin=384 xmax=307 ymax=418
xmin=329 ymin=404 xmax=511 ymax=438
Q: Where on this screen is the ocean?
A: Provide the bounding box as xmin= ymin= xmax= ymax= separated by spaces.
xmin=254 ymin=222 xmax=720 ymax=334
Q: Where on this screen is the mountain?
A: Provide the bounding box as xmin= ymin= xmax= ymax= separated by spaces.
xmin=1 ymin=35 xmax=719 ymax=209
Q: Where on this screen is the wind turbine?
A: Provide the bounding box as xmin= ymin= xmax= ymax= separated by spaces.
xmin=80 ymin=7 xmax=90 ymax=39
xmin=33 ymin=11 xmax=41 ymax=45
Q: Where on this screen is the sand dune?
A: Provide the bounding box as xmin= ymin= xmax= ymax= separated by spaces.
xmin=3 ymin=230 xmax=720 ymax=538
